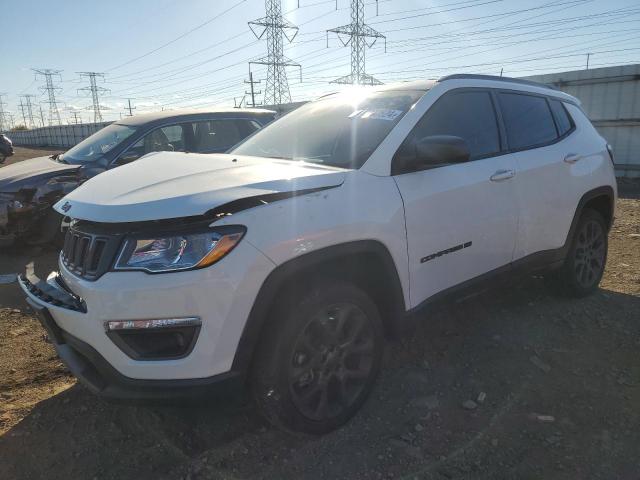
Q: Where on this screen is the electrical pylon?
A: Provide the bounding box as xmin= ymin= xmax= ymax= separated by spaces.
xmin=327 ymin=0 xmax=386 ymax=85
xmin=33 ymin=68 xmax=63 ymax=126
xmin=20 ymin=95 xmax=38 ymax=128
xmin=77 ymin=72 xmax=110 ymax=122
xmin=249 ymin=0 xmax=301 ymax=105
xmin=0 ymin=93 xmax=8 ymax=131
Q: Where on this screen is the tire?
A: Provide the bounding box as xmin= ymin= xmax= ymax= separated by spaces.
xmin=251 ymin=279 xmax=384 ymax=434
xmin=548 ymin=208 xmax=608 ymax=297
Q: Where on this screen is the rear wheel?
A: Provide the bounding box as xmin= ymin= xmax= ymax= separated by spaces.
xmin=251 ymin=280 xmax=384 ymax=434
xmin=549 ymin=209 xmax=608 ymax=297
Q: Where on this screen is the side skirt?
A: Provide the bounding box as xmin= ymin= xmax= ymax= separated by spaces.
xmin=405 ymin=247 xmax=565 ymax=321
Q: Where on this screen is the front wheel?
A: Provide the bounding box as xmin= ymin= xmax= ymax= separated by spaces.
xmin=251 ymin=280 xmax=384 ymax=434
xmin=549 ymin=208 xmax=608 ymax=297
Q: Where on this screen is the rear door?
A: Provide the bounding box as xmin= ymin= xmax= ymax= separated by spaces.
xmin=496 ymin=92 xmax=577 ymax=259
xmin=393 ymin=89 xmax=519 ymax=308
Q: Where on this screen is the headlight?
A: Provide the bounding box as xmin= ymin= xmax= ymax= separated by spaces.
xmin=114 ymin=226 xmax=245 ymax=273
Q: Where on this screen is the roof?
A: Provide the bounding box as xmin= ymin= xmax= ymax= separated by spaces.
xmin=116 ymin=108 xmax=277 ymax=126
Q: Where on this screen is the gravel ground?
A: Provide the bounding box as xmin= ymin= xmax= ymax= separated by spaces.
xmin=0 ymin=148 xmax=638 ymax=479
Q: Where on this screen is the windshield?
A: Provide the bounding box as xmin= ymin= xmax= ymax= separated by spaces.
xmin=63 ymin=124 xmax=137 ymax=164
xmin=231 ymin=89 xmax=426 ymax=169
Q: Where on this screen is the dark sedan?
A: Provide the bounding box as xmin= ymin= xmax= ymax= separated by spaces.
xmin=0 ymin=109 xmax=276 ymax=248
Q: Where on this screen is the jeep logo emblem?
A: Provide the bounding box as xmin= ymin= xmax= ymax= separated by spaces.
xmin=61 ymin=201 xmax=72 ymax=213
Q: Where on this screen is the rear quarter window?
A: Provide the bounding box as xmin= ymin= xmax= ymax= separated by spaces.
xmin=549 ymin=99 xmax=574 ymax=137
xmin=498 ymin=92 xmax=558 ymax=151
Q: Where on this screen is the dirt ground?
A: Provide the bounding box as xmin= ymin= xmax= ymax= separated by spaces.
xmin=1 ymin=146 xmax=64 ymax=167
xmin=0 ymin=148 xmax=639 ymax=479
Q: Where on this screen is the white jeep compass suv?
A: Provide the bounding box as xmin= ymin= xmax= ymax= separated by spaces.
xmin=20 ymin=74 xmax=616 ymax=434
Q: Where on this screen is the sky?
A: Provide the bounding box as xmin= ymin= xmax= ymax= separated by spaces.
xmin=1 ymin=0 xmax=640 ymax=125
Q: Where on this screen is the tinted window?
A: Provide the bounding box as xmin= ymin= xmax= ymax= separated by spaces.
xmin=397 ymin=90 xmax=500 ymax=163
xmin=192 ymin=119 xmax=258 ymax=153
xmin=549 ymin=99 xmax=573 ymax=137
xmin=499 ymin=93 xmax=557 ymax=150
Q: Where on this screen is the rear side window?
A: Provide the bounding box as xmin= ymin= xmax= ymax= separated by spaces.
xmin=549 ymin=99 xmax=573 ymax=137
xmin=399 ymin=90 xmax=500 ymax=161
xmin=191 ymin=119 xmax=257 ymax=153
xmin=498 ymin=93 xmax=557 ymax=150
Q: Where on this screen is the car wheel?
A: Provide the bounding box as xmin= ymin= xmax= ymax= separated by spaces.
xmin=549 ymin=209 xmax=608 ymax=297
xmin=251 ymin=280 xmax=384 ymax=434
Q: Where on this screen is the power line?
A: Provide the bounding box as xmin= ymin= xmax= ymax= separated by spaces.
xmin=249 ymin=0 xmax=301 ymax=105
xmin=32 ymin=68 xmax=63 ymax=126
xmin=327 ymin=0 xmax=385 ymax=85
xmin=77 ymin=72 xmax=109 ymax=122
xmin=107 ymin=0 xmax=248 ymax=72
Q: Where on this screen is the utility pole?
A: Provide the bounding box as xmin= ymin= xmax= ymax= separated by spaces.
xmin=249 ymin=0 xmax=301 ymax=106
xmin=33 ymin=68 xmax=63 ymax=126
xmin=234 ymin=96 xmax=246 ymax=109
xmin=327 ymin=0 xmax=386 ymax=85
xmin=20 ymin=95 xmax=37 ymax=128
xmin=586 ymin=53 xmax=592 ymax=70
xmin=244 ymin=70 xmax=262 ymax=107
xmin=77 ymin=72 xmax=110 ymax=123
xmin=0 ymin=93 xmax=7 ymax=131
xmin=125 ymin=98 xmax=136 ymax=116
xmin=67 ymin=109 xmax=82 ymax=124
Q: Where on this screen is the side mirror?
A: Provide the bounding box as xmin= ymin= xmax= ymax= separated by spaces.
xmin=414 ymin=135 xmax=470 ymax=168
xmin=115 ymin=151 xmax=141 ymax=165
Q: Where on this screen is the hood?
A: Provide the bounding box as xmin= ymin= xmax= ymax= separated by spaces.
xmin=54 ymin=152 xmax=347 ymax=223
xmin=0 ymin=156 xmax=79 ymax=192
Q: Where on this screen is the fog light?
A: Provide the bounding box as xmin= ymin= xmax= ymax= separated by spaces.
xmin=106 ymin=317 xmax=201 ymax=360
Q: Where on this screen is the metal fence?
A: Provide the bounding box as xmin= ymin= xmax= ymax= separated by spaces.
xmin=4 ymin=122 xmax=113 ymax=148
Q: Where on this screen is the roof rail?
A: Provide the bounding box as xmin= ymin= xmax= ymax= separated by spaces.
xmin=438 ymin=74 xmax=557 ymax=91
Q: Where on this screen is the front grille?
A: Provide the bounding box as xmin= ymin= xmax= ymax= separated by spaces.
xmin=61 ymin=224 xmax=123 ymax=281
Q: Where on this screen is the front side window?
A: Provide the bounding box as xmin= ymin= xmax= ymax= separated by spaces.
xmin=128 ymin=124 xmax=187 ymax=158
xmin=396 ymin=90 xmax=501 ymax=164
xmin=499 ymin=93 xmax=557 ymax=150
xmin=231 ymin=89 xmax=426 ymax=169
xmin=63 ymin=124 xmax=137 ymax=164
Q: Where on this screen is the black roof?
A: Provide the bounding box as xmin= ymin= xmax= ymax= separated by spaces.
xmin=116 ymin=108 xmax=276 ymax=126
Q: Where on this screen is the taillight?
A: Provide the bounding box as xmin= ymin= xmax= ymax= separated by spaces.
xmin=606 ymin=144 xmax=615 ymax=165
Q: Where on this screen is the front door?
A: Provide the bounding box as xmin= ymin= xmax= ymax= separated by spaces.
xmin=392 ymin=89 xmax=519 ymax=308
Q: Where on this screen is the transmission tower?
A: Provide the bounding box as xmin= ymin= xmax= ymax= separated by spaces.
xmin=327 ymin=0 xmax=386 ymax=85
xmin=77 ymin=72 xmax=110 ymax=123
xmin=249 ymin=0 xmax=301 ymax=105
xmin=20 ymin=95 xmax=38 ymax=128
xmin=33 ymin=68 xmax=63 ymax=126
xmin=0 ymin=93 xmax=8 ymax=131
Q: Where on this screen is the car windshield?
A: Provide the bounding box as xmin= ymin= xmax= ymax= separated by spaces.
xmin=62 ymin=124 xmax=137 ymax=164
xmin=231 ymin=89 xmax=426 ymax=169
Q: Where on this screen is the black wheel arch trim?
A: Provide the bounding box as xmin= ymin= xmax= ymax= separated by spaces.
xmin=560 ymin=185 xmax=614 ymax=255
xmin=231 ymin=240 xmax=406 ymax=375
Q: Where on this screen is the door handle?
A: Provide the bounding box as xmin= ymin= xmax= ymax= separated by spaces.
xmin=563 ymin=153 xmax=581 ymax=164
xmin=490 ymin=169 xmax=516 ymax=182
